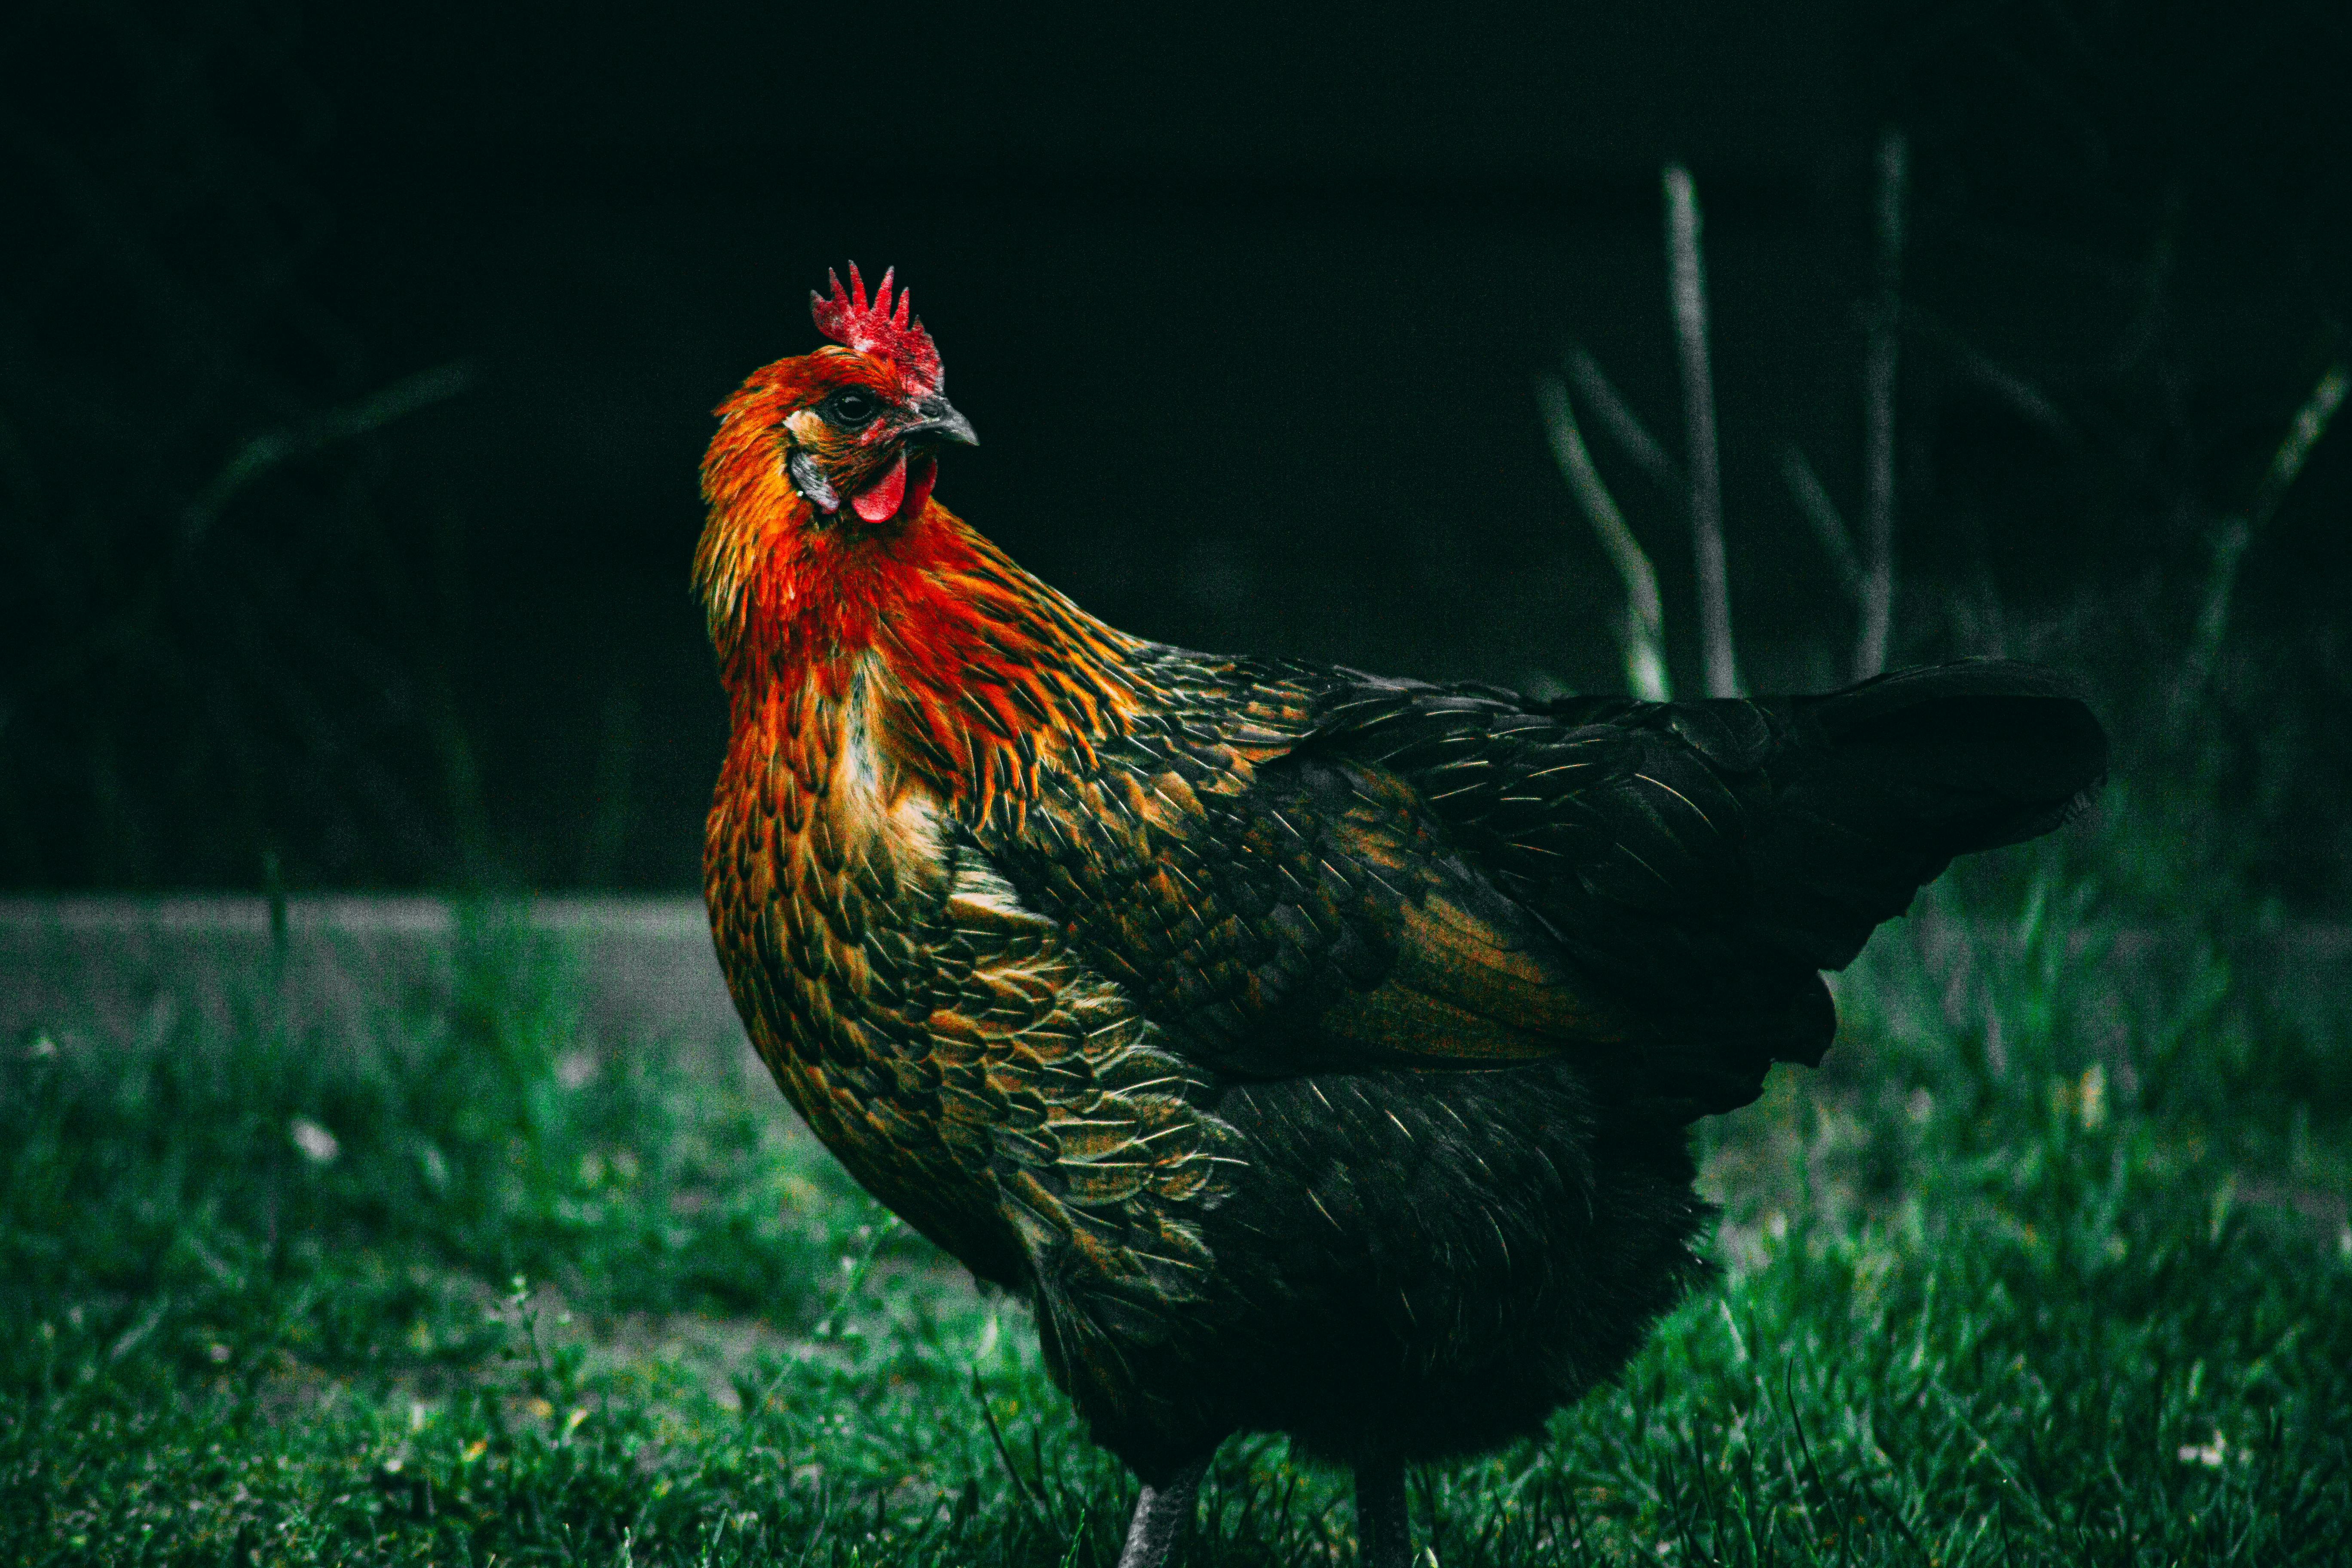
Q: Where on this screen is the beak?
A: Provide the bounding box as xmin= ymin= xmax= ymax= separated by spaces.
xmin=903 ymin=395 xmax=979 ymax=448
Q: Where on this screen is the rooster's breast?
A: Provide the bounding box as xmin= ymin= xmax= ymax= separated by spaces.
xmin=703 ymin=668 xmax=1240 ymax=1416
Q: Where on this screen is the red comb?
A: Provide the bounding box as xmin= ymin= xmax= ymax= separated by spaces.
xmin=810 ymin=263 xmax=943 ymax=395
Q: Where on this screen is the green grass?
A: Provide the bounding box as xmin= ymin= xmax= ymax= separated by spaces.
xmin=3 ymin=874 xmax=2348 ymax=1566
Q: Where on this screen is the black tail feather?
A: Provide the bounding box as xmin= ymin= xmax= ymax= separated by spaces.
xmin=1749 ymin=660 xmax=2108 ymax=973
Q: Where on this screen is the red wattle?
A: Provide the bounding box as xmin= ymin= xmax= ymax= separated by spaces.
xmin=901 ymin=454 xmax=938 ymax=518
xmin=852 ymin=452 xmax=908 ymax=523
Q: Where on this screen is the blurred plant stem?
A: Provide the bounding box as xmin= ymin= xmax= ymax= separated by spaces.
xmin=2180 ymin=360 xmax=2348 ymax=715
xmin=576 ymin=678 xmax=642 ymax=887
xmin=1855 ymin=130 xmax=1907 ymax=681
xmin=1664 ymin=164 xmax=1742 ymax=698
xmin=1563 ymin=349 xmax=1681 ymax=496
xmin=180 ymin=363 xmax=476 ymax=545
xmin=427 ymin=507 xmax=500 ymax=888
xmin=1776 ymin=442 xmax=1863 ymax=604
xmin=1535 ymin=374 xmax=1671 ymax=700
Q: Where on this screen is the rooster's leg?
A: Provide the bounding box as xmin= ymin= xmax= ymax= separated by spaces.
xmin=1115 ymin=1458 xmax=1207 ymax=1568
xmin=1354 ymin=1459 xmax=1412 ymax=1568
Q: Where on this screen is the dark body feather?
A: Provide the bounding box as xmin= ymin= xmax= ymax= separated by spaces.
xmin=701 ymin=504 xmax=2107 ymax=1480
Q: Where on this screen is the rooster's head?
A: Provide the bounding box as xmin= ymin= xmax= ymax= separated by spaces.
xmin=697 ymin=265 xmax=1134 ymax=772
xmin=706 ymin=263 xmax=978 ymax=534
xmin=697 ymin=265 xmax=991 ymax=674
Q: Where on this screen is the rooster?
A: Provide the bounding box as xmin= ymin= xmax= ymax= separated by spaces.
xmin=695 ymin=266 xmax=2107 ymax=1568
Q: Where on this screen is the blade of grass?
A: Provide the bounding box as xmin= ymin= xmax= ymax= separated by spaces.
xmin=972 ymin=1367 xmax=1048 ymax=1523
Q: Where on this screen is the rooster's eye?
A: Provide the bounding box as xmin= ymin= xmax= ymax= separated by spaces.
xmin=821 ymin=389 xmax=881 ymax=429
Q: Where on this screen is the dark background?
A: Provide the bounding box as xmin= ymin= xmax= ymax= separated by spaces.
xmin=3 ymin=1 xmax=2346 ymax=900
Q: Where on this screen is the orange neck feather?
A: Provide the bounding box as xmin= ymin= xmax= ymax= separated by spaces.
xmin=695 ymin=434 xmax=1145 ymax=815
